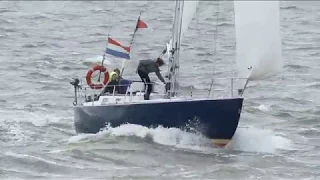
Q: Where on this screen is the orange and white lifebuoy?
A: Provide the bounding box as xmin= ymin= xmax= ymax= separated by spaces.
xmin=86 ymin=65 xmax=110 ymax=89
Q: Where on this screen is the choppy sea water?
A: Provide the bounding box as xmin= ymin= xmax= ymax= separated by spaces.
xmin=0 ymin=1 xmax=319 ymax=179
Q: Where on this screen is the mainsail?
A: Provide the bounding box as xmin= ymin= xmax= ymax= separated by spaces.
xmin=164 ymin=0 xmax=199 ymax=57
xmin=180 ymin=0 xmax=199 ymax=42
xmin=234 ymin=1 xmax=283 ymax=81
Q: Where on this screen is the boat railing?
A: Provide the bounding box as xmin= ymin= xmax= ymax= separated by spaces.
xmin=71 ymin=77 xmax=248 ymax=105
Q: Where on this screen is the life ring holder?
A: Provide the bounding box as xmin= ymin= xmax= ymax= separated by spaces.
xmin=86 ymin=65 xmax=110 ymax=89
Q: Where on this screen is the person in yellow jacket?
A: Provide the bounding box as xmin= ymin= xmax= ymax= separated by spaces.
xmin=102 ymin=71 xmax=120 ymax=94
xmin=113 ymin=68 xmax=121 ymax=79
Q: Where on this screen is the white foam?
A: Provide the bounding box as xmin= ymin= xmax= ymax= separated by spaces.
xmin=257 ymin=104 xmax=270 ymax=112
xmin=0 ymin=110 xmax=72 ymax=146
xmin=0 ymin=110 xmax=63 ymax=128
xmin=82 ymin=55 xmax=112 ymax=66
xmin=83 ymin=55 xmax=104 ymax=63
xmin=228 ymin=127 xmax=292 ymax=153
xmin=68 ymin=124 xmax=293 ymax=154
xmin=68 ymin=124 xmax=212 ymax=152
xmin=68 ymin=133 xmax=98 ymax=144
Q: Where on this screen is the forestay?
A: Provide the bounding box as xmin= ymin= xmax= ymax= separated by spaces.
xmin=234 ymin=1 xmax=283 ymax=81
xmin=166 ymin=0 xmax=199 ymax=53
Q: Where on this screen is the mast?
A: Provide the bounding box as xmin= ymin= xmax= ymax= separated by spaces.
xmin=167 ymin=0 xmax=184 ymax=98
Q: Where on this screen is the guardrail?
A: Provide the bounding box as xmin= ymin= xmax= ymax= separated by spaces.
xmin=70 ymin=77 xmax=248 ymax=105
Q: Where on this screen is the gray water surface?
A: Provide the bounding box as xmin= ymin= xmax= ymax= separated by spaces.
xmin=0 ymin=1 xmax=319 ymax=179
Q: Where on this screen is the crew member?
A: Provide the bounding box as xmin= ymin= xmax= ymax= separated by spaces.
xmin=136 ymin=58 xmax=166 ymax=100
xmin=102 ymin=71 xmax=119 ymax=94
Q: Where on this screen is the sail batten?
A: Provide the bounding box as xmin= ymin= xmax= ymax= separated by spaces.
xmin=234 ymin=1 xmax=283 ymax=81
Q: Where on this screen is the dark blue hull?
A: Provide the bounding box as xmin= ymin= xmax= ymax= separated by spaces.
xmin=74 ymin=98 xmax=243 ymax=146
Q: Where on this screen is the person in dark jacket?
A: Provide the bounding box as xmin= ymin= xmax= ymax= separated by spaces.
xmin=137 ymin=58 xmax=166 ymax=100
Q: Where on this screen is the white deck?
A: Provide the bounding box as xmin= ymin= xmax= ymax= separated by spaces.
xmin=83 ymin=94 xmax=242 ymax=106
xmin=77 ymin=79 xmax=245 ymax=107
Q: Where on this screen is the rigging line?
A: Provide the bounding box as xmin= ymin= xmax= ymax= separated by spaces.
xmin=98 ymin=0 xmax=117 ymax=82
xmin=129 ymin=1 xmax=149 ymax=47
xmin=107 ymin=1 xmax=117 ymax=37
xmin=102 ymin=0 xmax=117 ymax=65
xmin=129 ymin=12 xmax=141 ymax=48
xmin=208 ymin=0 xmax=220 ymax=96
xmin=159 ymin=3 xmax=176 ymax=59
xmin=172 ymin=0 xmax=184 ymax=94
xmin=194 ymin=0 xmax=200 ymax=84
xmin=177 ymin=1 xmax=185 ymax=77
xmin=127 ymin=1 xmax=149 ymax=53
xmin=119 ymin=1 xmax=150 ymax=77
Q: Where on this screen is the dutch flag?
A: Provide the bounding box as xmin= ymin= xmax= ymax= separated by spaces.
xmin=105 ymin=37 xmax=131 ymax=59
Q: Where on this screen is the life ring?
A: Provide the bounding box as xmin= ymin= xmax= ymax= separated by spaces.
xmin=86 ymin=65 xmax=110 ymax=89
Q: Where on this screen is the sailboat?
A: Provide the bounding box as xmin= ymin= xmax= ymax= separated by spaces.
xmin=70 ymin=0 xmax=283 ymax=147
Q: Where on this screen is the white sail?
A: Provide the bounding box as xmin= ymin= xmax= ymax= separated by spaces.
xmin=166 ymin=39 xmax=172 ymax=59
xmin=234 ymin=1 xmax=283 ymax=81
xmin=167 ymin=0 xmax=198 ymax=48
xmin=180 ymin=0 xmax=199 ymax=41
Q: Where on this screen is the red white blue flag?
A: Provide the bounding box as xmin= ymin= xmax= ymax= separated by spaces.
xmin=105 ymin=15 xmax=147 ymax=60
xmin=105 ymin=37 xmax=131 ymax=59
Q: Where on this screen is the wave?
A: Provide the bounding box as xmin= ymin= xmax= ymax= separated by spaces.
xmin=280 ymin=6 xmax=297 ymax=10
xmin=218 ymin=22 xmax=233 ymax=27
xmin=301 ymin=82 xmax=320 ymax=89
xmin=68 ymin=124 xmax=293 ymax=154
xmin=81 ymin=55 xmax=108 ymax=65
xmin=0 ymin=9 xmax=16 ymax=13
xmin=290 ymin=46 xmax=320 ymax=51
xmin=285 ymin=64 xmax=310 ymax=70
xmin=24 ymin=13 xmax=53 ymax=20
xmin=27 ymin=72 xmax=51 ymax=79
xmin=256 ymin=104 xmax=271 ymax=112
xmin=22 ymin=42 xmax=50 ymax=48
xmin=80 ymin=55 xmax=123 ymax=72
xmin=0 ymin=18 xmax=13 ymax=25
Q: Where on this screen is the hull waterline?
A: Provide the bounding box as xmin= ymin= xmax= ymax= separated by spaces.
xmin=74 ymin=98 xmax=243 ymax=147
